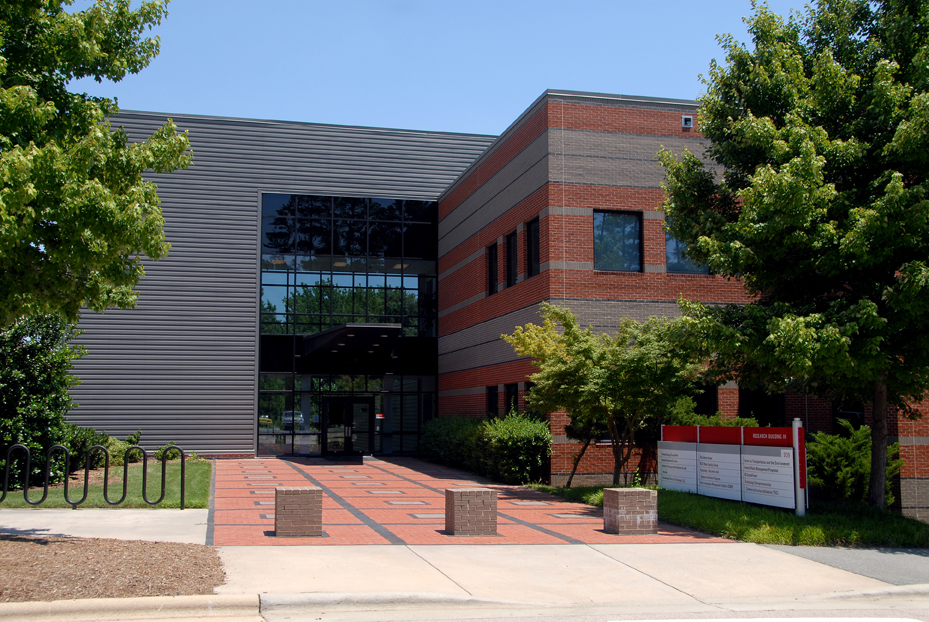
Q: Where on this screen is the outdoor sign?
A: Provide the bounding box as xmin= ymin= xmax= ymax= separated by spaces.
xmin=658 ymin=418 xmax=808 ymax=515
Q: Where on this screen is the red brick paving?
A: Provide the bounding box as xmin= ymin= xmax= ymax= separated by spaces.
xmin=210 ymin=456 xmax=731 ymax=546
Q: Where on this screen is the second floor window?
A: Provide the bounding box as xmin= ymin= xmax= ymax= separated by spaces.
xmin=526 ymin=218 xmax=540 ymax=277
xmin=487 ymin=243 xmax=498 ymax=295
xmin=505 ymin=231 xmax=518 ymax=287
xmin=593 ymin=211 xmax=641 ymax=272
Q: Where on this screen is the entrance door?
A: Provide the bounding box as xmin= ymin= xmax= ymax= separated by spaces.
xmin=322 ymin=397 xmax=375 ymax=455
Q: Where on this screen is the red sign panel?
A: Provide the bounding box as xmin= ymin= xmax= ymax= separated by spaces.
xmin=742 ymin=427 xmax=793 ymax=447
xmin=698 ymin=426 xmax=741 ymax=445
xmin=662 ymin=426 xmax=697 ymax=443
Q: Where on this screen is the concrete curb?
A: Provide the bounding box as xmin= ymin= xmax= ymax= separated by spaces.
xmin=822 ymin=583 xmax=929 ymax=600
xmin=0 ymin=594 xmax=261 ymax=621
xmin=260 ymin=591 xmax=538 ymax=610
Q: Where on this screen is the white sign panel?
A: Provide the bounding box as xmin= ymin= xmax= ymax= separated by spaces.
xmin=657 ymin=441 xmax=697 ymax=493
xmin=696 ymin=443 xmax=742 ymax=501
xmin=741 ymin=446 xmax=795 ymax=509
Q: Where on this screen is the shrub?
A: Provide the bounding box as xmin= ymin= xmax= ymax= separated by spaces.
xmin=481 ymin=412 xmax=552 ymax=484
xmin=807 ymin=419 xmax=904 ymax=505
xmin=154 ymin=442 xmax=182 ymax=461
xmin=0 ymin=315 xmax=84 ymax=485
xmin=104 ymin=436 xmax=144 ymax=467
xmin=668 ymin=397 xmax=759 ymax=427
xmin=421 ymin=416 xmax=483 ymax=471
xmin=62 ymin=423 xmax=110 ymax=470
xmin=421 ymin=413 xmax=553 ymax=484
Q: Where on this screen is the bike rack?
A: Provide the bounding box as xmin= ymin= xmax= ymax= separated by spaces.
xmin=0 ymin=444 xmax=186 ymax=510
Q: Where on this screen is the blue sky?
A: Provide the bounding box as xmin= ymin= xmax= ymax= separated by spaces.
xmin=72 ymin=1 xmax=808 ymax=136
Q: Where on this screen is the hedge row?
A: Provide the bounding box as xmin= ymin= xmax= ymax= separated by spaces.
xmin=421 ymin=413 xmax=552 ymax=484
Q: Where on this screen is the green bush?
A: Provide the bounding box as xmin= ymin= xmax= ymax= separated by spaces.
xmin=807 ymin=419 xmax=904 ymax=505
xmin=421 ymin=412 xmax=552 ymax=484
xmin=62 ymin=423 xmax=110 ymax=470
xmin=0 ymin=315 xmax=84 ymax=485
xmin=154 ymin=442 xmax=182 ymax=461
xmin=668 ymin=396 xmax=759 ymax=427
xmin=421 ymin=416 xmax=483 ymax=471
xmin=104 ymin=436 xmax=144 ymax=467
xmin=481 ymin=413 xmax=553 ymax=484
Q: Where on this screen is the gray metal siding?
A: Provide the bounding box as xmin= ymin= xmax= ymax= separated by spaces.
xmin=69 ymin=112 xmax=494 ymax=453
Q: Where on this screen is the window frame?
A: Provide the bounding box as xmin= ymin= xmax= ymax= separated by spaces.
xmin=526 ymin=218 xmax=540 ymax=278
xmin=487 ymin=243 xmax=498 ymax=296
xmin=505 ymin=231 xmax=518 ymax=288
xmin=592 ymin=210 xmax=643 ymax=273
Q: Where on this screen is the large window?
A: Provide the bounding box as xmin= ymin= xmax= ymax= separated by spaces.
xmin=505 ymin=231 xmax=518 ymax=287
xmin=593 ymin=211 xmax=641 ymax=272
xmin=504 ymin=383 xmax=518 ymax=414
xmin=260 ymin=194 xmax=437 ymax=338
xmin=258 ymin=193 xmax=438 ymax=457
xmin=526 ymin=218 xmax=540 ymax=278
xmin=486 ymin=385 xmax=499 ymax=418
xmin=666 ymin=232 xmax=709 ymax=274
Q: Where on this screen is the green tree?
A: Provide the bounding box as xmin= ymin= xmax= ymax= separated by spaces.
xmin=659 ymin=0 xmax=929 ymax=508
xmin=0 ymin=314 xmax=84 ymax=484
xmin=0 ymin=0 xmax=191 ymax=326
xmin=504 ymin=303 xmax=701 ymax=486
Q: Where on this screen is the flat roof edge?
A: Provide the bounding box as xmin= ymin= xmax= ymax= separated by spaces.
xmin=115 ymin=109 xmax=496 ymax=140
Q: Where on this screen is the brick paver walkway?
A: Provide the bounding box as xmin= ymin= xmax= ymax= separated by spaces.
xmin=209 ymin=456 xmax=730 ymax=546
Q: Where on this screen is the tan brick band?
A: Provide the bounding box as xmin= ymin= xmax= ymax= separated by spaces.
xmin=445 ymin=488 xmax=497 ymax=536
xmin=603 ymin=488 xmax=657 ymax=535
xmin=275 ymin=486 xmax=323 ymax=537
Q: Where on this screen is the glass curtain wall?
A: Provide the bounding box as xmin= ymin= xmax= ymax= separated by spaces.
xmin=257 ymin=194 xmax=438 ymax=456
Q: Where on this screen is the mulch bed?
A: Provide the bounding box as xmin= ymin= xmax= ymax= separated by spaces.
xmin=0 ymin=534 xmax=225 ymax=603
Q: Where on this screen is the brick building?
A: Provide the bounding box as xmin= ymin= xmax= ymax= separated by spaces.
xmin=68 ymin=89 xmax=928 ymax=520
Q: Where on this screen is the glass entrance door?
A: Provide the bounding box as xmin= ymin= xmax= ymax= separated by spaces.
xmin=322 ymin=397 xmax=375 ymax=455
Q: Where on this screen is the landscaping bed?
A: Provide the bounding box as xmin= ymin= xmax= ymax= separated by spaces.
xmin=0 ymin=461 xmax=211 ymax=509
xmin=0 ymin=533 xmax=224 ymax=603
xmin=530 ymin=484 xmax=929 ymax=548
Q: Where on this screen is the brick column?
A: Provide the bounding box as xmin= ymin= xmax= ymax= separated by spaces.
xmin=445 ymin=488 xmax=497 ymax=536
xmin=274 ymin=486 xmax=322 ymax=537
xmin=603 ymin=488 xmax=657 ymax=535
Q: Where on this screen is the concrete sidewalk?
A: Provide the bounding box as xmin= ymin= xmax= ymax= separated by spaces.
xmin=2 ymin=508 xmax=929 ymax=621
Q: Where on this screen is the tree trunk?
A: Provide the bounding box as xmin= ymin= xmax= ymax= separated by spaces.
xmin=565 ymin=437 xmax=592 ymax=488
xmin=867 ymin=381 xmax=889 ymax=510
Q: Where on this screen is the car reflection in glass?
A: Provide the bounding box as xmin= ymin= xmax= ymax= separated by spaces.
xmin=282 ymin=410 xmax=304 ymax=431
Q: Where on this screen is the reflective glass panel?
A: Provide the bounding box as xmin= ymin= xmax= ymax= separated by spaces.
xmin=666 ymin=232 xmax=709 ymax=274
xmin=260 ymin=313 xmax=289 ymax=335
xmin=404 ymin=223 xmax=436 ymax=260
xmin=593 ymin=211 xmax=642 ymax=272
xmin=334 ymin=219 xmax=367 ymax=256
xmin=403 ymin=200 xmax=435 ymax=222
xmin=369 ymin=198 xmax=402 ymax=221
xmin=333 ymin=196 xmax=367 ymax=219
xmin=368 ymin=222 xmax=402 ymax=257
xmin=262 ymin=193 xmax=296 ymax=218
xmin=296 ymin=195 xmax=331 ymax=219
xmin=297 ymin=219 xmax=331 ymax=256
xmin=262 ymin=217 xmax=295 ymax=255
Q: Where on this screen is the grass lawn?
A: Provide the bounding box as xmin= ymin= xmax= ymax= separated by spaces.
xmin=0 ymin=460 xmax=211 ymax=509
xmin=529 ymin=483 xmax=929 ymax=548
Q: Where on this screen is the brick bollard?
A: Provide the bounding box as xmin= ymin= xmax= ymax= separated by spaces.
xmin=445 ymin=488 xmax=497 ymax=536
xmin=274 ymin=486 xmax=323 ymax=537
xmin=603 ymin=488 xmax=658 ymax=535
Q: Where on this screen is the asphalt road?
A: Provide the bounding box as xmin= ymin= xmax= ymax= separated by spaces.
xmin=766 ymin=545 xmax=929 ymax=586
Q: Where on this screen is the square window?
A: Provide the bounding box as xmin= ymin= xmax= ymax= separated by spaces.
xmin=593 ymin=211 xmax=642 ymax=272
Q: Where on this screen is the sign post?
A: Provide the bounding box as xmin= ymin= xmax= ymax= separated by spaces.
xmin=792 ymin=417 xmax=805 ymax=517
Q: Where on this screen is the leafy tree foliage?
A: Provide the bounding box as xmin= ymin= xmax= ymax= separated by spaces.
xmin=0 ymin=314 xmax=84 ymax=484
xmin=0 ymin=0 xmax=191 ymax=326
xmin=504 ymin=303 xmax=701 ymax=486
xmin=660 ymin=0 xmax=929 ymax=508
xmin=807 ymin=419 xmax=903 ymax=506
